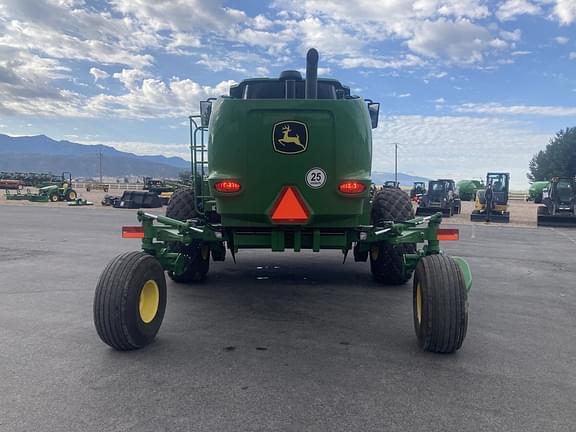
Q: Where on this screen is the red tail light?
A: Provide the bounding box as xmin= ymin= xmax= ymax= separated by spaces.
xmin=338 ymin=181 xmax=366 ymax=194
xmin=214 ymin=180 xmax=241 ymax=193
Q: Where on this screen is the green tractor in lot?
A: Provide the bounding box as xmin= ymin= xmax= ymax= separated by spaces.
xmin=527 ymin=181 xmax=549 ymax=204
xmin=93 ymin=49 xmax=472 ymax=354
xmin=39 ymin=172 xmax=77 ymax=202
xmin=457 ymin=179 xmax=484 ymax=201
xmin=5 ymin=171 xmax=77 ymax=202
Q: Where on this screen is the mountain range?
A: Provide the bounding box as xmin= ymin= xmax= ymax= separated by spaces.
xmin=0 ymin=134 xmax=189 ymax=178
xmin=0 ymin=134 xmax=429 ymax=184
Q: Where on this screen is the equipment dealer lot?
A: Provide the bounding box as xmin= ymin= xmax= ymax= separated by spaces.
xmin=0 ymin=206 xmax=574 ymax=432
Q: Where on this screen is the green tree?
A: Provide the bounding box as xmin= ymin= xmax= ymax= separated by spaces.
xmin=528 ymin=127 xmax=576 ymax=181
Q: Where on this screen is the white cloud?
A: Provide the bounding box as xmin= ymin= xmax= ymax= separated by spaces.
xmin=0 ymin=71 xmax=236 ymax=120
xmin=109 ymin=0 xmax=246 ymax=33
xmin=490 ymin=38 xmax=508 ymax=49
xmin=427 ymin=71 xmax=449 ymax=79
xmin=511 ymin=50 xmax=531 ymax=56
xmin=86 ymin=78 xmax=236 ymax=119
xmin=554 ymin=36 xmax=569 ymax=44
xmin=569 ymin=52 xmax=576 ymax=60
xmin=295 ymin=17 xmax=366 ymax=57
xmin=373 ymin=115 xmax=550 ymax=188
xmin=454 ymin=102 xmax=576 ymax=116
xmin=0 ymin=1 xmax=156 ymax=69
xmin=552 ymin=0 xmax=576 ymax=25
xmin=166 ymin=33 xmax=202 ymax=54
xmin=434 ymin=97 xmax=446 ymax=103
xmin=496 ymin=0 xmax=541 ymax=21
xmin=500 ymin=29 xmax=522 ymax=41
xmin=397 ymin=93 xmax=412 ymax=98
xmin=89 ymin=68 xmax=109 ymax=82
xmin=408 ymin=19 xmax=492 ymax=63
xmin=235 ymin=28 xmax=292 ymax=53
xmin=252 ymin=14 xmax=275 ymax=30
xmin=340 ymin=55 xmax=424 ymax=69
xmin=113 ymin=69 xmax=149 ymax=91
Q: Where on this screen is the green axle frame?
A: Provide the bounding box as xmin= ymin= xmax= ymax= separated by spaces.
xmin=131 ymin=210 xmax=472 ymax=293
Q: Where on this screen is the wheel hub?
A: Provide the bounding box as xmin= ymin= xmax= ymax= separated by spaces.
xmin=415 ymin=282 xmax=422 ymax=325
xmin=139 ymin=280 xmax=159 ymax=323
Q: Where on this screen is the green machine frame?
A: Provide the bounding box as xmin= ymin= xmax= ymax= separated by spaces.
xmin=94 ymin=48 xmax=472 ymax=355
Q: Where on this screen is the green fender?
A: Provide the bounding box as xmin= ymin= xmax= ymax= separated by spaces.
xmin=452 ymin=256 xmax=472 ymax=293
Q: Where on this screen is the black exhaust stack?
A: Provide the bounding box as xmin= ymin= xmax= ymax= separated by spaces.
xmin=305 ymin=48 xmax=318 ymax=99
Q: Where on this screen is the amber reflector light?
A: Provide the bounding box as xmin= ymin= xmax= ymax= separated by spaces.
xmin=122 ymin=226 xmax=144 ymax=238
xmin=436 ymin=228 xmax=459 ymax=241
xmin=271 ymin=187 xmax=309 ymax=223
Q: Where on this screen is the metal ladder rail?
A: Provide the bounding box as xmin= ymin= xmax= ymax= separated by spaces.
xmin=189 ymin=115 xmax=210 ymax=216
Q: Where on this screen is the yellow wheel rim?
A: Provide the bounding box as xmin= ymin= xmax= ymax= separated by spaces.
xmin=69 ymin=191 xmax=77 ymax=200
xmin=139 ymin=280 xmax=159 ymax=323
xmin=415 ymin=282 xmax=422 ymax=325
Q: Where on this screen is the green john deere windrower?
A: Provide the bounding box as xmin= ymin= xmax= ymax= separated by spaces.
xmin=93 ymin=49 xmax=472 ymax=354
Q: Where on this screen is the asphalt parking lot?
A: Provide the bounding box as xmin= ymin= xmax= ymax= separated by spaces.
xmin=1 ymin=205 xmax=575 ymax=432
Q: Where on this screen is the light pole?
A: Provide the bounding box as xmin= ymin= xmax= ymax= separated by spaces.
xmin=99 ymin=151 xmax=103 ymax=184
xmin=388 ymin=142 xmax=399 ymax=185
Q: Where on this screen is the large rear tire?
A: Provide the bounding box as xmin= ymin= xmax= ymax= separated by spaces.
xmin=65 ymin=189 xmax=77 ymax=201
xmin=94 ymin=251 xmax=167 ymax=350
xmin=413 ymin=255 xmax=468 ymax=353
xmin=166 ymin=188 xmax=197 ymax=221
xmin=165 ymin=188 xmax=210 ymax=283
xmin=370 ymin=188 xmax=416 ymax=285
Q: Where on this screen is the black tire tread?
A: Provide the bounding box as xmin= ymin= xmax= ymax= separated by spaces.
xmin=166 ymin=188 xmax=197 ymax=221
xmin=164 ymin=188 xmax=209 ymax=283
xmin=370 ymin=188 xmax=416 ymax=285
xmin=414 ymin=255 xmax=467 ymax=353
xmin=94 ymin=251 xmax=166 ymax=350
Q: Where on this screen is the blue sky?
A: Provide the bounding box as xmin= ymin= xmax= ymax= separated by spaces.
xmin=1 ymin=0 xmax=575 ymax=188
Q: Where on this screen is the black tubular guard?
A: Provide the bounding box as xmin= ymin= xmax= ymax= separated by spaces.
xmin=416 ymin=207 xmax=452 ymax=217
xmin=470 ymin=212 xmax=510 ymax=223
xmin=537 ymin=214 xmax=576 ymax=227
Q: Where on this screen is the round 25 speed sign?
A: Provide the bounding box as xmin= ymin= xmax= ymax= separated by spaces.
xmin=306 ymin=167 xmax=327 ymax=189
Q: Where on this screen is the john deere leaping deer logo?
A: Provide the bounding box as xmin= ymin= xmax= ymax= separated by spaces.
xmin=273 ymin=121 xmax=308 ymax=154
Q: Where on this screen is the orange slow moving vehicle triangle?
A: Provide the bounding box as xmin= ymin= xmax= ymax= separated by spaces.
xmin=271 ymin=187 xmax=309 ymax=223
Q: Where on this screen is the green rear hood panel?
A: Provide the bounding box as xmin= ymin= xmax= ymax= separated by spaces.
xmin=208 ymin=98 xmax=373 ymax=228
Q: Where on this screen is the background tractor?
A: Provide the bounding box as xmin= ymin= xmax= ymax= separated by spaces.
xmin=527 ymin=181 xmax=549 ymax=204
xmin=39 ymin=172 xmax=77 ymax=202
xmin=5 ymin=171 xmax=77 ymax=202
xmin=537 ymin=177 xmax=576 ymax=227
xmin=470 ymin=172 xmax=510 ymax=223
xmin=383 ymin=180 xmax=400 ymax=188
xmin=456 ymin=179 xmax=484 ymax=201
xmin=93 ymin=49 xmax=472 ymax=355
xmin=410 ymin=181 xmax=427 ymax=203
xmin=415 ymin=179 xmax=461 ymax=217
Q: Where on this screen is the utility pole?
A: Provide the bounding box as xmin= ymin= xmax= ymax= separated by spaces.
xmin=99 ymin=151 xmax=103 ymax=184
xmin=394 ymin=143 xmax=398 ymax=185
